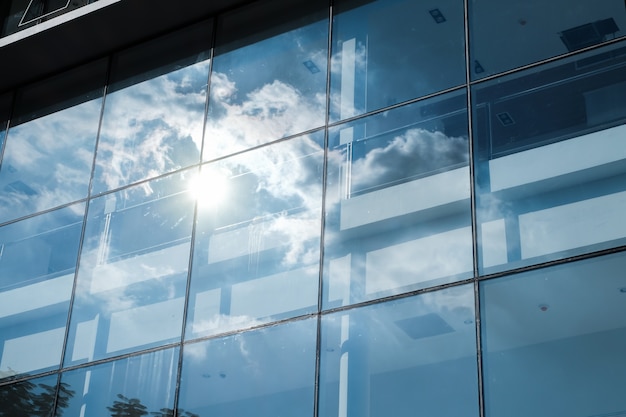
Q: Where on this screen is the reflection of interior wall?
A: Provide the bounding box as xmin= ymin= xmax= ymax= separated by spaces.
xmin=483 ymin=124 xmax=626 ymax=265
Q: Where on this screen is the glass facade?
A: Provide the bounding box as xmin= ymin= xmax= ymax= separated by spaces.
xmin=1 ymin=0 xmax=626 ymax=416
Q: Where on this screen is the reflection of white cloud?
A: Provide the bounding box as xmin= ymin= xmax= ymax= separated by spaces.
xmin=350 ymin=128 xmax=468 ymax=192
xmin=96 ymin=61 xmax=210 ymax=192
xmin=0 ymin=100 xmax=101 ymax=221
xmin=205 ymin=74 xmax=325 ymax=159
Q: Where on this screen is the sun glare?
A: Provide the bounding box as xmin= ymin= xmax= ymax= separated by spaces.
xmin=188 ymin=168 xmax=230 ymax=209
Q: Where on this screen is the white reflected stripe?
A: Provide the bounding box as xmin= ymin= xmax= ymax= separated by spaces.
xmin=90 ymin=243 xmax=189 ymax=293
xmin=0 ymin=273 xmax=73 ymax=318
xmin=1 ymin=327 xmax=65 ymax=374
xmin=340 ymin=167 xmax=470 ymax=230
xmin=520 ymin=190 xmax=626 ymax=259
xmin=489 ymin=124 xmax=626 ymax=191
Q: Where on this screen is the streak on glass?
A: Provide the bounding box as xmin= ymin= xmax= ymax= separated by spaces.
xmin=57 ymin=347 xmax=178 ymax=417
xmin=473 ymin=41 xmax=626 ymax=275
xmin=319 ymin=285 xmax=479 ymax=417
xmin=187 ymin=132 xmax=324 ymax=339
xmin=92 ymin=21 xmax=212 ymax=194
xmin=179 ymin=318 xmax=317 ymax=417
xmin=481 ymin=252 xmax=626 ymax=417
xmin=0 ymin=203 xmax=84 ymax=381
xmin=323 ymin=90 xmax=472 ymax=309
xmin=64 ymin=171 xmax=195 ymax=366
xmin=203 ymin=0 xmax=328 ymax=161
xmin=330 ymin=0 xmax=466 ymax=122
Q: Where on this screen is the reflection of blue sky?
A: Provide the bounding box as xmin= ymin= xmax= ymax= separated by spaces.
xmin=319 ymin=285 xmax=478 ymax=416
xmin=62 ymin=348 xmax=178 ymax=416
xmin=180 ymin=319 xmax=316 ymax=415
xmin=204 ymin=21 xmax=327 ymax=160
xmin=330 ymin=0 xmax=466 ymax=121
xmin=0 ymin=204 xmax=84 ymax=379
xmin=481 ymin=253 xmax=626 ymax=417
xmin=323 ymin=101 xmax=472 ymax=307
xmin=92 ymin=61 xmax=210 ymax=194
xmin=188 ymin=133 xmax=324 ymax=338
xmin=66 ymin=172 xmax=194 ymax=365
xmin=0 ymin=99 xmax=102 ymax=224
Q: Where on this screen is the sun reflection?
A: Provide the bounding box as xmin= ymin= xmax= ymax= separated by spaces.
xmin=188 ymin=168 xmax=230 ymax=209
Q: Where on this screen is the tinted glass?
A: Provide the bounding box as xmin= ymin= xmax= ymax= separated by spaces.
xmin=481 ymin=252 xmax=626 ymax=417
xmin=187 ymin=133 xmax=323 ymax=339
xmin=470 ymin=0 xmax=626 ymax=79
xmin=64 ymin=172 xmax=194 ymax=366
xmin=92 ymin=22 xmax=212 ymax=194
xmin=179 ymin=319 xmax=317 ymax=417
xmin=0 ymin=93 xmax=10 ymax=158
xmin=323 ymin=90 xmax=472 ymax=308
xmin=319 ymin=285 xmax=479 ymax=417
xmin=58 ymin=347 xmax=178 ymax=417
xmin=0 ymin=374 xmax=65 ymax=416
xmin=203 ymin=0 xmax=328 ymax=161
xmin=0 ymin=204 xmax=84 ymax=380
xmin=473 ymin=41 xmax=626 ymax=274
xmin=0 ymin=59 xmax=106 ymax=224
xmin=330 ymin=0 xmax=466 ymax=122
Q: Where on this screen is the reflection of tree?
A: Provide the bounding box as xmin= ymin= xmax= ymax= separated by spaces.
xmin=106 ymin=396 xmax=200 ymax=417
xmin=0 ymin=379 xmax=74 ymax=417
xmin=150 ymin=408 xmax=199 ymax=417
xmin=107 ymin=394 xmax=149 ymax=417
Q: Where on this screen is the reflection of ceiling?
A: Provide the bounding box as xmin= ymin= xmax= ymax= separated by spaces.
xmin=482 ymin=253 xmax=626 ymax=352
xmin=471 ymin=0 xmax=626 ymax=77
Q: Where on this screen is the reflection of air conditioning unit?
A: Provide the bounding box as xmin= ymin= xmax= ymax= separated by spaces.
xmin=559 ymin=18 xmax=620 ymax=52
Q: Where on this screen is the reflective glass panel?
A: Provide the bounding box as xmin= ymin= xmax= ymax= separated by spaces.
xmin=187 ymin=133 xmax=323 ymax=339
xmin=323 ymin=90 xmax=472 ymax=309
xmin=481 ymin=252 xmax=626 ymax=417
xmin=203 ymin=0 xmax=328 ymax=161
xmin=57 ymin=347 xmax=178 ymax=417
xmin=470 ymin=0 xmax=626 ymax=79
xmin=0 ymin=93 xmax=11 ymax=158
xmin=0 ymin=374 xmax=65 ymax=416
xmin=179 ymin=318 xmax=317 ymax=417
xmin=0 ymin=59 xmax=106 ymax=224
xmin=473 ymin=41 xmax=626 ymax=275
xmin=64 ymin=172 xmax=194 ymax=366
xmin=0 ymin=204 xmax=84 ymax=380
xmin=330 ymin=0 xmax=466 ymax=122
xmin=92 ymin=22 xmax=212 ymax=194
xmin=319 ymin=285 xmax=479 ymax=417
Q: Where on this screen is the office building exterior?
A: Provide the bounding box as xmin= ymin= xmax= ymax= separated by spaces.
xmin=1 ymin=0 xmax=626 ymax=415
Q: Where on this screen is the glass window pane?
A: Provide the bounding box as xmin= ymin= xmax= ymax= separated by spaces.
xmin=64 ymin=172 xmax=195 ymax=366
xmin=470 ymin=0 xmax=626 ymax=79
xmin=187 ymin=133 xmax=323 ymax=339
xmin=203 ymin=0 xmax=328 ymax=161
xmin=57 ymin=347 xmax=178 ymax=417
xmin=330 ymin=0 xmax=466 ymax=122
xmin=0 ymin=93 xmax=11 ymax=157
xmin=319 ymin=285 xmax=479 ymax=417
xmin=0 ymin=59 xmax=106 ymax=224
xmin=92 ymin=21 xmax=212 ymax=195
xmin=0 ymin=374 xmax=62 ymax=416
xmin=0 ymin=204 xmax=84 ymax=380
xmin=323 ymin=90 xmax=472 ymax=309
xmin=473 ymin=42 xmax=626 ymax=275
xmin=179 ymin=318 xmax=317 ymax=417
xmin=481 ymin=252 xmax=626 ymax=417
